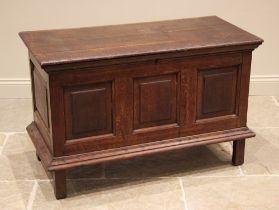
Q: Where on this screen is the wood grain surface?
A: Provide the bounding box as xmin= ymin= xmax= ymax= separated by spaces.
xmin=19 ymin=16 xmax=263 ymax=67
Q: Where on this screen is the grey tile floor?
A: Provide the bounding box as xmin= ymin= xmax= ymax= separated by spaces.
xmin=0 ymin=96 xmax=279 ymax=210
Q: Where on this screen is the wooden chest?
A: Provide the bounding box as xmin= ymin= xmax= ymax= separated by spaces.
xmin=19 ymin=16 xmax=263 ymax=199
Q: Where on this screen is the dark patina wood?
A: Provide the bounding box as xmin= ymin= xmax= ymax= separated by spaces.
xmin=19 ymin=16 xmax=263 ymax=199
xmin=232 ymin=139 xmax=246 ymax=166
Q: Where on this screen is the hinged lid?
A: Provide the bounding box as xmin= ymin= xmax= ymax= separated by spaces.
xmin=19 ymin=16 xmax=263 ymax=71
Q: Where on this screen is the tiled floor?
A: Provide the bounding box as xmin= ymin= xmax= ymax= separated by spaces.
xmin=0 ymin=96 xmax=279 ymax=210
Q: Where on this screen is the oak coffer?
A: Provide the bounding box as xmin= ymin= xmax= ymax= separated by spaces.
xmin=19 ymin=16 xmax=263 ymax=199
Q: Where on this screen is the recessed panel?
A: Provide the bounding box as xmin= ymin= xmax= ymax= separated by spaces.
xmin=197 ymin=66 xmax=238 ymax=120
xmin=33 ymin=69 xmax=49 ymax=128
xmin=64 ymin=82 xmax=112 ymax=139
xmin=134 ymin=74 xmax=177 ymax=129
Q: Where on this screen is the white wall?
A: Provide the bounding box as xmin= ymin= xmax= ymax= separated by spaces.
xmin=0 ymin=0 xmax=278 ymax=97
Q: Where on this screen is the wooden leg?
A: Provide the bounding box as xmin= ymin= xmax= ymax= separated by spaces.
xmin=53 ymin=170 xmax=67 ymax=199
xmin=232 ymin=139 xmax=246 ymax=166
xmin=36 ymin=153 xmax=41 ymax=161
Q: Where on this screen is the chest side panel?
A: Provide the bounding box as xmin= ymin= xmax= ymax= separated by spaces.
xmin=30 ymin=60 xmax=52 ymax=152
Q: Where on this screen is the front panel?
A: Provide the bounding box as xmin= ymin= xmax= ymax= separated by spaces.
xmin=133 ymin=74 xmax=178 ymax=129
xmin=197 ymin=66 xmax=238 ymax=120
xmin=49 ymin=52 xmax=251 ymax=155
xmin=64 ymin=82 xmax=113 ymax=139
xmin=50 ymin=61 xmax=181 ymax=155
xmin=180 ymin=52 xmax=247 ymax=136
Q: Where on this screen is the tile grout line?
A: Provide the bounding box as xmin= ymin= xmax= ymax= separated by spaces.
xmin=249 ymin=126 xmax=279 ymax=129
xmin=178 ymin=177 xmax=189 ymax=210
xmin=0 ymin=179 xmax=50 ymax=182
xmin=0 ymin=131 xmax=26 ymax=135
xmin=26 ymin=180 xmax=38 ymax=210
xmin=193 ymin=174 xmax=279 ymax=178
xmin=0 ymin=98 xmax=31 ymax=100
xmin=271 ymin=96 xmax=279 ymax=107
xmin=238 ymin=166 xmax=244 ymax=176
xmin=0 ymin=173 xmax=279 ymax=183
xmin=0 ymin=133 xmax=11 ymax=155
